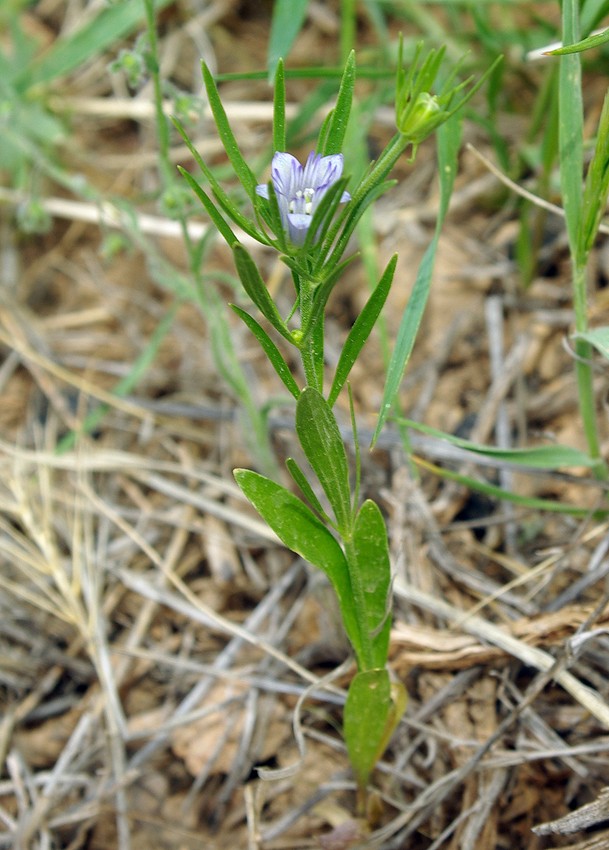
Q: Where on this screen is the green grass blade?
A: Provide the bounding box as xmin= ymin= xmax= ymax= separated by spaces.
xmin=399 ymin=418 xmax=596 ymax=469
xmin=372 ymin=114 xmax=461 ymax=446
xmin=413 ymin=456 xmax=608 ymax=519
xmin=558 ymin=0 xmax=584 ymax=260
xmin=267 ymin=0 xmax=310 ymax=82
xmin=16 ymin=0 xmax=174 ymax=90
xmin=273 ymin=59 xmax=286 ymax=151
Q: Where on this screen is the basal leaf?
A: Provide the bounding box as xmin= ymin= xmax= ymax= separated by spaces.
xmin=343 ymin=668 xmax=392 ymax=789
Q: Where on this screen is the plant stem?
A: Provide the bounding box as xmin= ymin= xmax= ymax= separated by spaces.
xmin=572 ymin=262 xmax=606 ymax=478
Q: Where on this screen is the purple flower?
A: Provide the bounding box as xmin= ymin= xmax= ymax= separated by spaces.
xmin=256 ymin=151 xmax=351 ymax=247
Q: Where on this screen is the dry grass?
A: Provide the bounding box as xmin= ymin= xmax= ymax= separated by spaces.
xmin=2 ymin=2 xmax=609 ymax=849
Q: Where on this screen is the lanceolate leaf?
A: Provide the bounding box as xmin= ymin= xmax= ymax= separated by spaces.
xmin=328 ymin=254 xmax=397 ymax=407
xmin=230 ymin=304 xmax=300 ymax=399
xmin=295 ymin=388 xmax=352 ymax=534
xmin=234 ymin=469 xmax=362 ymax=658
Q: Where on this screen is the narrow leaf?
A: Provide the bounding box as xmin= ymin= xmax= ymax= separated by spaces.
xmin=343 ymin=669 xmax=392 ymax=789
xmin=232 ymin=243 xmax=291 ymax=340
xmin=328 ymin=255 xmax=397 ymax=407
xmin=177 ymin=166 xmax=237 ymax=246
xmin=286 ymin=457 xmax=328 ymax=521
xmin=202 ymin=62 xmax=258 ymax=199
xmin=174 ymin=117 xmax=266 ymax=243
xmin=296 ymin=388 xmax=352 ymax=534
xmin=234 ymin=469 xmax=362 ymax=657
xmin=412 ymin=456 xmax=608 ymax=519
xmin=548 ymin=27 xmax=609 ymax=54
xmin=230 ymin=304 xmax=300 ymax=399
xmin=321 ymin=51 xmax=356 ymax=156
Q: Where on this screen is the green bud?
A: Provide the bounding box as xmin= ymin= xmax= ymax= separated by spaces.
xmin=397 ymin=91 xmax=445 ymax=142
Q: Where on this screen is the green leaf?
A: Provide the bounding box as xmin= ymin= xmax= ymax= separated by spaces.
xmin=320 ymin=51 xmax=356 ymax=156
xmin=413 ymin=456 xmax=608 ymax=519
xmin=574 ymin=327 xmax=609 ymax=362
xmin=177 ymin=166 xmax=237 ymax=246
xmin=302 ymin=176 xmax=350 ymax=254
xmin=328 ymin=255 xmax=397 ymax=407
xmin=267 ymin=0 xmax=310 ymax=82
xmin=350 ymin=500 xmax=392 ymax=670
xmin=343 ymin=669 xmax=392 ymax=789
xmin=201 ymin=62 xmax=258 ymax=199
xmin=295 ymin=388 xmax=352 ymax=534
xmin=230 ymin=304 xmax=300 ymax=399
xmin=234 ymin=469 xmax=362 ymax=658
xmin=232 ymin=243 xmax=291 ymax=340
xmin=399 ymin=418 xmax=596 ymax=469
xmin=273 ymin=59 xmax=286 ymax=152
xmin=173 ymin=117 xmax=266 ymax=243
xmin=372 ymin=113 xmax=461 ymax=446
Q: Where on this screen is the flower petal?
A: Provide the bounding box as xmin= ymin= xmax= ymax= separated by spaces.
xmin=303 ymin=153 xmax=344 ymax=192
xmin=271 ymin=152 xmax=302 ymax=197
xmin=255 ymin=184 xmax=270 ymax=198
xmin=287 ymin=213 xmax=311 ymax=246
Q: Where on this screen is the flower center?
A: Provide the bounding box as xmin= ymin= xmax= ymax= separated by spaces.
xmin=288 ymin=187 xmax=315 ymax=216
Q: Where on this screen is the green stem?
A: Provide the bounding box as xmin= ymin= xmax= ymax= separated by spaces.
xmin=572 ymin=262 xmax=606 ymax=478
xmin=299 ymin=281 xmax=323 ymax=391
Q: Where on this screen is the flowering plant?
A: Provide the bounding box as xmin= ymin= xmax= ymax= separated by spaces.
xmin=175 ymin=46 xmax=496 ymax=812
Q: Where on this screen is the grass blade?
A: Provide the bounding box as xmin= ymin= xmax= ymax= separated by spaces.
xmin=267 ymin=0 xmax=310 ymax=82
